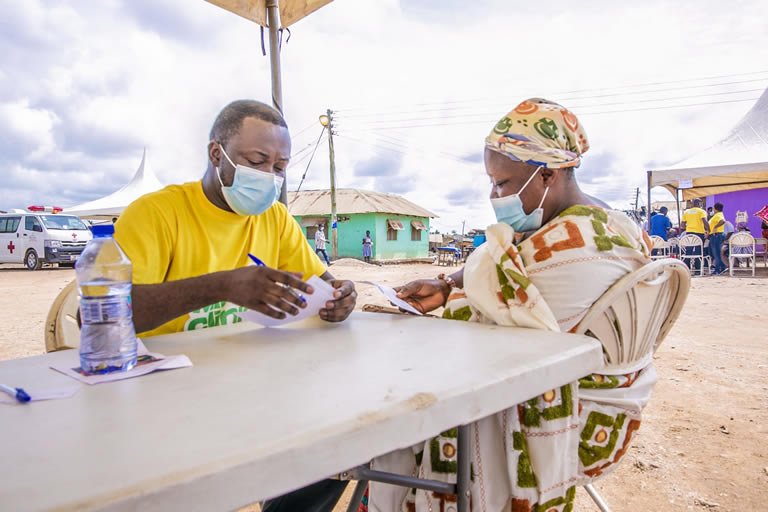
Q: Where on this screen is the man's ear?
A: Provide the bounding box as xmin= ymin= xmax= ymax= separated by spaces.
xmin=540 ymin=167 xmax=560 ymax=187
xmin=208 ymin=141 xmax=222 ymax=168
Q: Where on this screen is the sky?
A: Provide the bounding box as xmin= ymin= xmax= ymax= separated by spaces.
xmin=1 ymin=0 xmax=767 ymax=232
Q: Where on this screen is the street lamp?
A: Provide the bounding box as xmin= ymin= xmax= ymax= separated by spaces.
xmin=319 ymin=114 xmax=330 ymax=127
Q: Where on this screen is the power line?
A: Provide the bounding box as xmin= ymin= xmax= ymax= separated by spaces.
xmin=335 ymin=96 xmax=760 ymax=131
xmin=293 ymin=127 xmax=328 ymax=195
xmin=335 ymin=86 xmax=765 ymax=126
xmin=335 ymin=69 xmax=768 ymax=112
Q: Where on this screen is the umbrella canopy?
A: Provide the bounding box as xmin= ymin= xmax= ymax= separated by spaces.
xmin=648 ymin=87 xmax=768 ymax=200
xmin=204 ymin=0 xmax=333 ymax=27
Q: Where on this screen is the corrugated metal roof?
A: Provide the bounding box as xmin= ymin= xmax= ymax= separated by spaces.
xmin=288 ymin=189 xmax=438 ymax=218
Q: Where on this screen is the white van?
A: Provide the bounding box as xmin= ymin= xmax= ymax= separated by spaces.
xmin=0 ymin=211 xmax=93 ymax=270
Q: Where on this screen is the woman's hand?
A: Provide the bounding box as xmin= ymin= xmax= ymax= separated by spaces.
xmin=395 ymin=279 xmax=451 ymax=314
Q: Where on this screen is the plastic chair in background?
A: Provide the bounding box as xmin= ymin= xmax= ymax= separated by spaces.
xmin=679 ymin=234 xmax=709 ymax=276
xmin=649 ymin=235 xmax=669 ymax=260
xmin=44 ymin=280 xmax=80 ymax=352
xmin=729 ymin=232 xmax=756 ymax=277
xmin=666 ymin=237 xmax=680 ymax=258
xmin=754 ymin=237 xmax=768 ymax=267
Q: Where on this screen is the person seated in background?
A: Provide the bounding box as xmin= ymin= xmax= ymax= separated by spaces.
xmin=115 ymin=100 xmax=357 ymax=337
xmin=728 ymin=222 xmax=754 ymax=268
xmin=365 ymin=99 xmax=653 ymax=512
xmin=650 ymin=206 xmax=672 ymax=241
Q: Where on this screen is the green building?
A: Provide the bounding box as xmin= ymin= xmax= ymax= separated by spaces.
xmin=288 ymin=189 xmax=437 ymax=261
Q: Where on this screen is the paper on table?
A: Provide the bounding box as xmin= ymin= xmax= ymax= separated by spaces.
xmin=240 ymin=275 xmax=336 ymax=327
xmin=51 ymin=340 xmax=192 ymax=385
xmin=360 ymin=281 xmax=423 ymax=315
xmin=0 ymin=385 xmax=80 ymax=405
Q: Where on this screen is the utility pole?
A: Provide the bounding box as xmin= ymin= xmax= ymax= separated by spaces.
xmin=319 ymin=109 xmax=338 ymax=260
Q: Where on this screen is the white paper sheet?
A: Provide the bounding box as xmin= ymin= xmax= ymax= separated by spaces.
xmin=50 ymin=340 xmax=192 ymax=385
xmin=240 ymin=275 xmax=336 ymax=327
xmin=360 ymin=281 xmax=423 ymax=315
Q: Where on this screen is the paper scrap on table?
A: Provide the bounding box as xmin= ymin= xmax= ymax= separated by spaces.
xmin=51 ymin=340 xmax=192 ymax=385
xmin=360 ymin=281 xmax=423 ymax=315
xmin=0 ymin=385 xmax=80 ymax=405
xmin=241 ymin=275 xmax=336 ymax=327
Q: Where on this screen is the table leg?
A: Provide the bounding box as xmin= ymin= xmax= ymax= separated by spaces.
xmin=457 ymin=424 xmax=471 ymax=512
xmin=345 ymin=479 xmax=369 ymax=512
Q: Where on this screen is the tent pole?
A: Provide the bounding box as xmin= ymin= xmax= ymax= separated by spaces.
xmin=676 ymin=189 xmax=682 ymax=228
xmin=646 ymin=170 xmax=652 ymax=228
xmin=266 ymin=0 xmax=287 ymax=205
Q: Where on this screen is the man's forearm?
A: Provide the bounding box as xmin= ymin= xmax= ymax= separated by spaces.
xmin=131 ymin=272 xmax=230 ymax=334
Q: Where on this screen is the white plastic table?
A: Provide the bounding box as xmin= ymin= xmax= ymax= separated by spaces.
xmin=0 ymin=312 xmax=602 ymax=512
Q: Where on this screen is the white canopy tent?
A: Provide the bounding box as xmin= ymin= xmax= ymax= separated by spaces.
xmin=64 ymin=149 xmax=164 ymax=219
xmin=647 ymin=87 xmax=768 ymax=216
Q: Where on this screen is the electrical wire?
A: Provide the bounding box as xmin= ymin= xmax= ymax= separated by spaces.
xmin=292 ymin=127 xmax=328 ymax=195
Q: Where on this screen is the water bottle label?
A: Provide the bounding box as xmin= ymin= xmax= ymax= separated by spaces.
xmin=80 ymin=296 xmax=131 ymax=324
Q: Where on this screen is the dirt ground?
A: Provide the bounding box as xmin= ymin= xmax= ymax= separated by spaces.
xmin=1 ymin=260 xmax=766 ymax=511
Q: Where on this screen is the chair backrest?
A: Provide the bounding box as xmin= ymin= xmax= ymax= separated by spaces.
xmin=573 ymin=259 xmax=691 ymax=375
xmin=44 ymin=280 xmax=80 ymax=352
xmin=649 ymin=235 xmax=666 ymax=250
xmin=667 ymin=237 xmax=679 ymax=248
xmin=679 ymin=234 xmax=702 ymax=250
xmin=729 ymin=232 xmax=755 ymax=250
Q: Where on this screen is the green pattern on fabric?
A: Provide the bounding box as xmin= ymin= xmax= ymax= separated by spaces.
xmin=534 ymin=486 xmax=576 ymax=512
xmin=560 ymin=205 xmax=607 ymax=223
xmin=494 ymin=117 xmax=514 ymax=134
xmin=512 ymin=432 xmax=538 ymax=488
xmin=504 ymin=268 xmax=531 ymax=289
xmin=579 ymin=412 xmax=627 ymax=467
xmin=496 ymin=264 xmax=516 ymax=301
xmin=521 ymin=385 xmax=573 ymax=427
xmin=610 ymin=235 xmax=633 ymax=248
xmin=591 ymin=219 xmax=605 ymax=236
xmin=534 ymin=118 xmax=559 ymax=140
xmin=579 ymin=374 xmax=621 ymax=389
xmin=443 ymin=306 xmax=473 ymax=321
xmin=429 ymin=429 xmax=458 ymax=474
xmin=594 ymin=235 xmax=613 ymax=251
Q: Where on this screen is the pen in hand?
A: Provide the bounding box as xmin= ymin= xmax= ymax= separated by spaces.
xmin=0 ymin=383 xmax=31 ymax=403
xmin=247 ymin=253 xmax=307 ymax=304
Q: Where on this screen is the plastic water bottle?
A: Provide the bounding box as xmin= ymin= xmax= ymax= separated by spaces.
xmin=76 ymin=224 xmax=138 ymax=373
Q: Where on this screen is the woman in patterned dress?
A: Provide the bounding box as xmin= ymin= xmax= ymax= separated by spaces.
xmin=366 ymin=98 xmax=654 ymax=512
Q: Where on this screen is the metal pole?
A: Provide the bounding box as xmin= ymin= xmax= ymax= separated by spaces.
xmin=327 ymin=109 xmax=338 ymax=260
xmin=646 ymin=171 xmax=652 ymax=229
xmin=457 ymin=424 xmax=471 ymax=511
xmin=265 ymin=0 xmax=287 ymax=205
xmin=675 ymin=188 xmax=682 ymax=228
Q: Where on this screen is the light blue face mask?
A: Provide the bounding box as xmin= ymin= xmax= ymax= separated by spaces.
xmin=216 ymin=145 xmax=284 ymax=216
xmin=490 ymin=165 xmax=550 ymax=232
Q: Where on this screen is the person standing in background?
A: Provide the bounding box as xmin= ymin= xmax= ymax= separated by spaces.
xmin=650 ymin=206 xmax=672 ymax=240
xmin=314 ymin=224 xmax=330 ymax=265
xmin=361 ymin=230 xmax=373 ymax=263
xmin=681 ymin=198 xmax=709 ymax=272
xmin=708 ymin=202 xmax=726 ymax=274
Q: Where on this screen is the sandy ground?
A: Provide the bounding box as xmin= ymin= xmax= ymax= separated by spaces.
xmin=1 ymin=260 xmax=766 ymax=511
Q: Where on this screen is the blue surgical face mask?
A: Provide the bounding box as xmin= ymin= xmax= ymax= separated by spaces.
xmin=490 ymin=166 xmax=550 ymax=232
xmin=216 ymin=145 xmax=284 ymax=216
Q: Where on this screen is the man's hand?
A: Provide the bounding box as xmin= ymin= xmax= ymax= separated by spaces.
xmin=395 ymin=279 xmax=451 ymax=314
xmin=225 ymin=266 xmax=314 ymax=319
xmin=320 ymin=280 xmax=357 ymax=322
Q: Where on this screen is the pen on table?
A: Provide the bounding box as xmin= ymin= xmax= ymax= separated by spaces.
xmin=0 ymin=383 xmax=31 ymax=403
xmin=247 ymin=253 xmax=307 ymax=303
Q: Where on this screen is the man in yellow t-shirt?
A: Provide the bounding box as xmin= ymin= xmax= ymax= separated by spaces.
xmin=708 ymin=202 xmax=727 ymax=274
xmin=681 ymin=198 xmax=709 ymax=272
xmin=115 ymin=100 xmax=357 ymax=339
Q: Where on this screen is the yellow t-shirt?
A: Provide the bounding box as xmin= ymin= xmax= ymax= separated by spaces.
xmin=682 ymin=207 xmax=707 ymax=234
xmin=709 ymin=211 xmax=725 ymax=233
xmin=114 ymin=181 xmax=326 ymax=338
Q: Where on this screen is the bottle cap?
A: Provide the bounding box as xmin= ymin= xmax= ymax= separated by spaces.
xmin=91 ymin=224 xmax=115 ymax=238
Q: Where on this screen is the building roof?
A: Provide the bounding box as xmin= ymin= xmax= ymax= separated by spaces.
xmin=288 ymin=189 xmax=438 ymax=218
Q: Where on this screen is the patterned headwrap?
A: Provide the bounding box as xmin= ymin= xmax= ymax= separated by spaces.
xmin=485 ymin=98 xmax=590 ymax=169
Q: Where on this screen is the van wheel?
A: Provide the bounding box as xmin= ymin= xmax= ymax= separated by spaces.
xmin=25 ymin=250 xmax=43 ymax=271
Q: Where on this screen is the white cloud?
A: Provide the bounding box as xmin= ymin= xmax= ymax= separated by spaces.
xmin=1 ymin=0 xmax=767 ymax=232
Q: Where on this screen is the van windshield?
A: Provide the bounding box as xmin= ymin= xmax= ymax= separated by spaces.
xmin=40 ymin=215 xmax=89 ymax=231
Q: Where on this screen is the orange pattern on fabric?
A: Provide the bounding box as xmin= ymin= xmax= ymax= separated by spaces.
xmin=515 ymin=101 xmax=538 ymax=115
xmin=641 ymin=231 xmax=652 ymax=253
xmin=516 ymin=287 xmax=529 ymax=303
xmin=561 ymin=109 xmax=579 ymax=132
xmin=448 ymin=291 xmax=467 ymax=302
xmin=531 ymin=221 xmax=586 ymax=263
xmin=511 ymin=498 xmax=533 ymax=512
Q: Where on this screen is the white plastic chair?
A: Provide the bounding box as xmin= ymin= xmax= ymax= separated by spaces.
xmin=573 ymin=259 xmax=691 ymax=510
xmin=649 ymin=235 xmax=669 ymax=260
xmin=729 ymin=232 xmax=756 ymax=277
xmin=666 ymin=237 xmax=680 ymax=257
xmin=44 ymin=280 xmax=80 ymax=352
xmin=679 ymin=234 xmax=709 ymax=276
xmin=754 ymin=238 xmax=768 ymax=267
